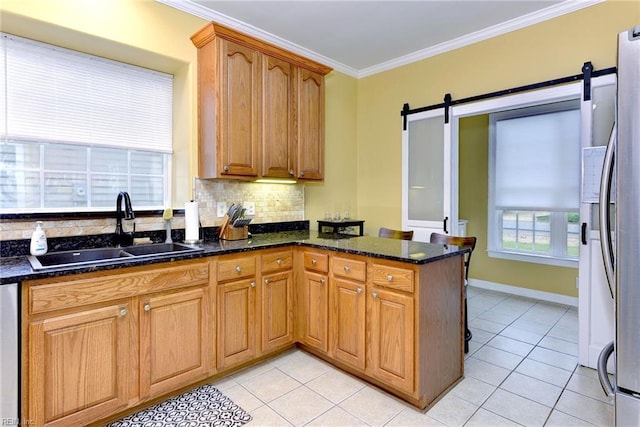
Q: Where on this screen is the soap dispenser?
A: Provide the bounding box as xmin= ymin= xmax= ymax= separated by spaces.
xmin=30 ymin=221 xmax=48 ymax=256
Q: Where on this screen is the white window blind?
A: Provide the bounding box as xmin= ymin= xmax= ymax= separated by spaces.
xmin=493 ymin=108 xmax=580 ymax=211
xmin=0 ymin=33 xmax=173 ymax=213
xmin=1 ymin=33 xmax=173 ymax=152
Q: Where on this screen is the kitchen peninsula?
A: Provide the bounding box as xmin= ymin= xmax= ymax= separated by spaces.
xmin=2 ymin=228 xmax=467 ymax=425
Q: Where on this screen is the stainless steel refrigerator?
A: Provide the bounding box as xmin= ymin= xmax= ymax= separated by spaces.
xmin=598 ymin=25 xmax=640 ymax=426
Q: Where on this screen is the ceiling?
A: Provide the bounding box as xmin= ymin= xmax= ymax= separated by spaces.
xmin=159 ymin=0 xmax=602 ymax=77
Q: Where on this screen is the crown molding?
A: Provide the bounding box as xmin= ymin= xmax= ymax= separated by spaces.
xmin=357 ymin=0 xmax=605 ymax=78
xmin=157 ymin=0 xmax=358 ymax=76
xmin=158 ymin=0 xmax=604 ymax=79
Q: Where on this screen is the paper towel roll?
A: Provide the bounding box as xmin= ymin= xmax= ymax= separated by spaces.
xmin=184 ymin=201 xmax=200 ymax=242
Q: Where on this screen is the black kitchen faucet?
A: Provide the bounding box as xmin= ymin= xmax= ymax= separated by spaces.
xmin=114 ymin=191 xmax=135 ymax=247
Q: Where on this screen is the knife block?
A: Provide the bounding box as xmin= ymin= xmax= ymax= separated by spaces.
xmin=220 ymin=225 xmax=248 ymax=241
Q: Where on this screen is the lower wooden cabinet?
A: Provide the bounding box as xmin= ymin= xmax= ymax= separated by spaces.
xmin=261 ymin=270 xmax=294 ymax=352
xmin=23 ymin=260 xmax=212 ymax=427
xmin=330 ymin=255 xmax=366 ymax=371
xmin=139 ymin=287 xmax=210 ymax=400
xmin=27 ymin=302 xmax=131 ymax=426
xmin=330 ymin=277 xmax=365 ymax=370
xmin=368 ymin=286 xmax=415 ymax=394
xmin=216 ymin=277 xmax=257 ymax=370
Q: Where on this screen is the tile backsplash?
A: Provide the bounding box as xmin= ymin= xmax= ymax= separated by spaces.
xmin=0 ymin=180 xmax=305 ymax=241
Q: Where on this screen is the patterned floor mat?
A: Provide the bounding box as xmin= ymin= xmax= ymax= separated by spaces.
xmin=107 ymin=383 xmax=252 ymax=427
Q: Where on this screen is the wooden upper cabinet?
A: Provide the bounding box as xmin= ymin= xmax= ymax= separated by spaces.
xmin=262 ymin=55 xmax=295 ymax=178
xmin=296 ymin=69 xmax=325 ymax=180
xmin=191 ymin=22 xmax=332 ymax=181
xmin=219 ymin=40 xmax=261 ymax=177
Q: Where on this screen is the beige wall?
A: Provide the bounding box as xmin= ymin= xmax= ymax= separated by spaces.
xmin=353 ymin=0 xmax=639 ymax=297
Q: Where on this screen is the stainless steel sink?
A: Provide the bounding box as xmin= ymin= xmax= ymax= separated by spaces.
xmin=27 ymin=242 xmax=203 ymax=270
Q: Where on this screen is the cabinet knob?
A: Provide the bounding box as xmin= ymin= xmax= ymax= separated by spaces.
xmin=311 ymin=259 xmax=318 ymax=265
xmin=372 ymin=292 xmax=378 ymax=299
xmin=356 ymin=288 xmax=362 ymax=294
xmin=289 ymin=169 xmax=295 ymax=176
xmin=300 ymin=171 xmax=305 ymax=177
xmin=320 ymin=278 xmax=326 ymax=285
xmin=119 ymin=308 xmax=128 ymax=317
xmin=344 ymin=266 xmax=351 ymax=272
xmin=250 ymin=281 xmax=256 ymax=288
xmin=264 ymin=278 xmax=270 ymax=285
xmin=276 ymin=259 xmax=282 ymax=265
xmin=386 ymin=274 xmax=393 ymax=281
xmin=144 ymin=303 xmax=151 ymax=312
xmin=235 ymin=265 xmax=242 ymax=272
xmin=223 ymin=165 xmax=229 ymax=172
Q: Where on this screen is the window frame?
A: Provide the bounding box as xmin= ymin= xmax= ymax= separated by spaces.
xmin=0 ymin=33 xmax=173 ymax=215
xmin=451 ymin=82 xmax=583 ymax=268
xmin=487 ymin=100 xmax=581 ymax=268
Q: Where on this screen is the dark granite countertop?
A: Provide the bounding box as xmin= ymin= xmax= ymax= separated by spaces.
xmin=0 ymin=231 xmax=468 ymax=285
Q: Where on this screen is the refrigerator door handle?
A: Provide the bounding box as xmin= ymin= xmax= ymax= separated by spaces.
xmin=598 ymin=124 xmax=616 ymax=299
xmin=597 ymin=340 xmax=615 ymax=398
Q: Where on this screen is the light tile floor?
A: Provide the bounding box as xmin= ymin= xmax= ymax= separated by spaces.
xmin=213 ymin=286 xmax=614 ymax=426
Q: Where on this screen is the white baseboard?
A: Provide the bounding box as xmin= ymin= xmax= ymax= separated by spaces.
xmin=469 ymin=278 xmax=578 ymax=307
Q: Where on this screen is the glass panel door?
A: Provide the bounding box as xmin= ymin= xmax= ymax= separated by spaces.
xmin=402 ymin=109 xmax=455 ymax=242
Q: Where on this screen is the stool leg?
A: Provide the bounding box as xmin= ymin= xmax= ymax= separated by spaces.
xmin=464 ymin=297 xmax=471 ymax=353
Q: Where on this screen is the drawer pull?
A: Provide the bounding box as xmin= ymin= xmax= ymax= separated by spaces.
xmin=144 ymin=304 xmax=151 ymax=312
xmin=276 ymin=259 xmax=283 ymax=265
xmin=344 ymin=266 xmax=351 ymax=272
xmin=120 ymin=308 xmax=128 ymax=317
xmin=235 ymin=266 xmax=242 ymax=272
xmin=386 ymin=274 xmax=393 ymax=281
xmin=372 ymin=292 xmax=378 ymax=299
xmin=311 ymin=259 xmax=318 ymax=265
xmin=356 ymin=288 xmax=362 ymax=294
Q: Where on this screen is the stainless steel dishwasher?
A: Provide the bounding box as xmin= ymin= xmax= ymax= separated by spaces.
xmin=0 ymin=283 xmax=18 ymax=421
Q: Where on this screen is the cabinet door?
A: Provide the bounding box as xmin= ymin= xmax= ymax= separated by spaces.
xmin=139 ymin=287 xmax=210 ymax=400
xmin=262 ymin=55 xmax=295 ymax=178
xmin=296 ymin=69 xmax=324 ymax=180
xmin=217 ymin=278 xmax=257 ymax=370
xmin=301 ymin=270 xmax=329 ymax=352
xmin=262 ymin=270 xmax=294 ymax=352
xmin=219 ymin=39 xmax=260 ymax=177
xmin=28 ymin=303 xmax=130 ymax=426
xmin=331 ymin=278 xmax=365 ymax=370
xmin=369 ymin=288 xmax=415 ymax=394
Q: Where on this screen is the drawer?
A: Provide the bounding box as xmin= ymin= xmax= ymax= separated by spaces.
xmin=261 ymin=250 xmax=293 ymax=273
xmin=371 ymin=264 xmax=414 ymax=293
xmin=28 ymin=261 xmax=211 ymax=314
xmin=217 ymin=256 xmax=256 ymax=282
xmin=331 ymin=256 xmax=366 ymax=282
xmin=303 ymin=251 xmax=329 ymax=273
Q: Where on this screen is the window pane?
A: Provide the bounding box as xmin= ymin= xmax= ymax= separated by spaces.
xmin=44 ymin=144 xmax=87 ymax=172
xmin=131 ymin=151 xmax=164 ymax=175
xmin=91 ymin=174 xmax=128 ymax=208
xmin=408 ymin=116 xmax=444 ymax=221
xmin=567 ymin=212 xmax=580 ymax=256
xmin=131 ymin=175 xmax=164 ymax=206
xmin=91 ymin=148 xmax=128 ymax=174
xmin=44 ymin=172 xmax=87 ymax=208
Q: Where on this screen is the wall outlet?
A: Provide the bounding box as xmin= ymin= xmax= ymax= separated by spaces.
xmin=244 ymin=201 xmax=255 ymax=216
xmin=216 ymin=202 xmax=227 ymax=218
